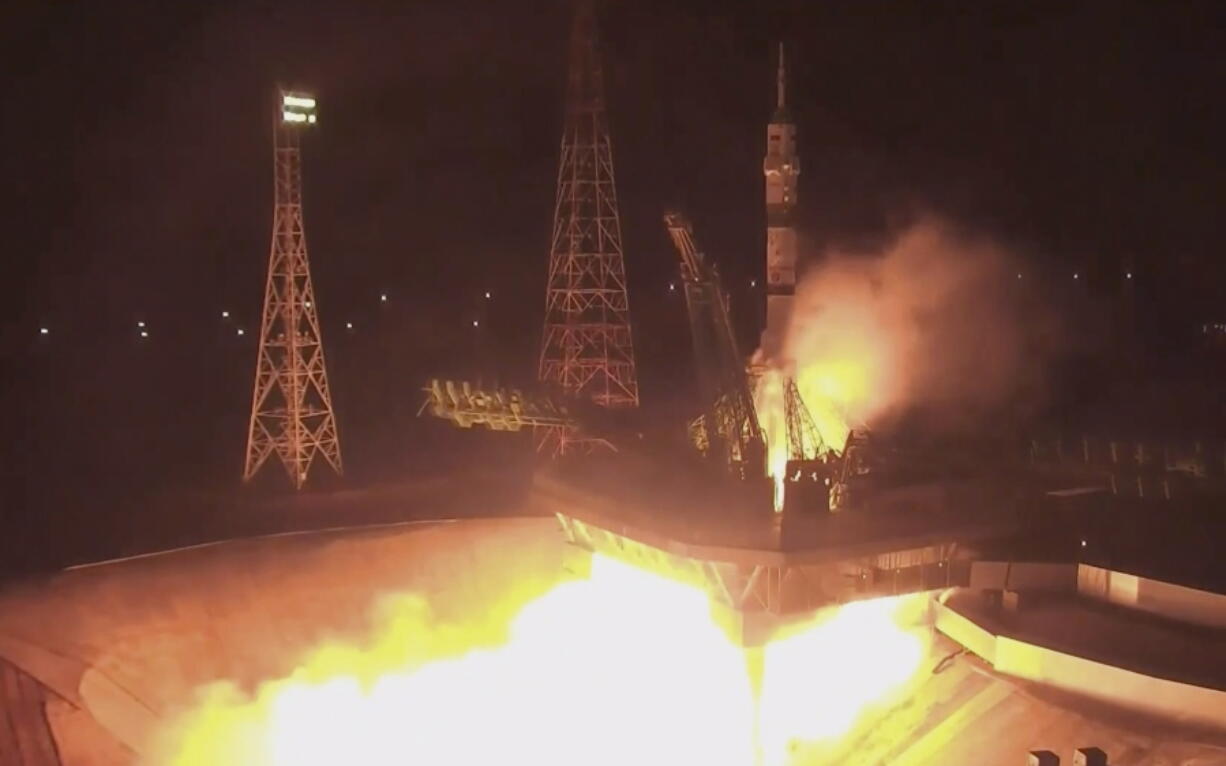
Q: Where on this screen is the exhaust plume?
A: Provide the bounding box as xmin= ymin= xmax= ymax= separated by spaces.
xmin=778 ymin=216 xmax=1055 ymax=449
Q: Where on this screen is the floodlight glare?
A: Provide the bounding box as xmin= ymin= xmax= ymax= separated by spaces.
xmin=282 ymin=94 xmax=316 ymax=109
xmin=280 ymin=92 xmax=318 ymax=126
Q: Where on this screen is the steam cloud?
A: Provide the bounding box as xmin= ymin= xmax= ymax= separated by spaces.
xmin=783 ymin=216 xmax=1056 ymax=445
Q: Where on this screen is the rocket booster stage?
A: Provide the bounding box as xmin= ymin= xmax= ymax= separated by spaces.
xmin=761 ymin=43 xmax=799 ymax=359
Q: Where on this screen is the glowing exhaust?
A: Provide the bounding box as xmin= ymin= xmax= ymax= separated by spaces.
xmin=154 ymin=556 xmax=927 ymax=766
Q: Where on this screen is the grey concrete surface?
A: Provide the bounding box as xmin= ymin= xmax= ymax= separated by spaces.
xmin=840 ymin=638 xmax=1226 ymax=766
xmin=0 ymin=658 xmax=60 ymax=765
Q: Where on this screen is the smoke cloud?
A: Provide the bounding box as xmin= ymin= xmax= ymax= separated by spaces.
xmin=783 ymin=216 xmax=1057 ymax=447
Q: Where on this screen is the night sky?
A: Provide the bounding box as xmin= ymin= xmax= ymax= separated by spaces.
xmin=3 ymin=1 xmax=1225 ymax=561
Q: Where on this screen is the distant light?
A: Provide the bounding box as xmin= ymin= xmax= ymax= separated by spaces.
xmin=750 ymin=279 xmax=757 ymax=288
xmin=1016 ymin=272 xmax=1022 ymax=280
xmin=282 ymin=94 xmax=317 ymax=109
xmin=1126 ymin=272 xmax=1133 ymax=279
xmin=39 ymin=327 xmax=49 ymax=336
xmin=1080 ymin=539 xmax=1087 ymax=548
xmin=221 ymin=310 xmax=230 ymax=319
xmin=472 ymin=319 xmax=479 ymax=328
xmin=305 ymin=301 xmax=312 ymax=308
xmin=668 ymin=282 xmax=676 ymax=292
xmin=307 ymin=114 xmax=317 ymax=124
xmin=345 ymin=321 xmax=353 ymax=330
xmin=236 ymin=328 xmax=245 ymax=336
xmin=139 ymin=330 xmax=149 ymax=338
xmin=1073 ymin=272 xmax=1080 ymax=280
xmin=484 ymin=291 xmax=491 ymax=299
xmin=137 ymin=320 xmax=146 ymax=328
xmin=380 ymin=293 xmax=388 ymax=302
xmin=282 ymin=111 xmax=308 ymax=123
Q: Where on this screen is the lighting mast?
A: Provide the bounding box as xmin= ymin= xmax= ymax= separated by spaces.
xmin=538 ymin=0 xmax=639 ymax=453
xmin=761 ymin=42 xmax=800 ymax=358
xmin=243 ymin=91 xmax=343 ymax=489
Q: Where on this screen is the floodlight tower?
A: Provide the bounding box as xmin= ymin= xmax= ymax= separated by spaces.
xmin=538 ymin=0 xmax=639 ymax=452
xmin=243 ymin=91 xmax=342 ymax=489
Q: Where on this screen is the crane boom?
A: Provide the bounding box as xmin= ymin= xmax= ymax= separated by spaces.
xmin=663 ymin=212 xmax=765 ymax=476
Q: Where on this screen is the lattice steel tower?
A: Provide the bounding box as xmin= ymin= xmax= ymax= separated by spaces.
xmin=243 ymin=92 xmax=342 ymax=488
xmin=539 ymin=0 xmax=639 ymax=417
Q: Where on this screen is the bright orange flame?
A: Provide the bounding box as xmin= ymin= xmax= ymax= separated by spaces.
xmin=794 ymin=359 xmax=868 ymax=452
xmin=753 ymin=368 xmax=790 ymax=512
xmin=153 ymin=556 xmax=926 ymax=766
xmin=759 ymin=596 xmax=927 ymax=764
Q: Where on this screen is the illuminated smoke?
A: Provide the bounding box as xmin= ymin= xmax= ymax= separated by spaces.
xmin=151 ymin=556 xmax=927 ymax=766
xmin=780 ymin=216 xmax=1045 ymax=447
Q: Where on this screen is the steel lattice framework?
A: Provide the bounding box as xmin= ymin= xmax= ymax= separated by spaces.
xmin=664 ymin=212 xmax=765 ymax=475
xmin=243 ymin=92 xmax=342 ymax=489
xmin=539 ymin=0 xmax=639 ymax=433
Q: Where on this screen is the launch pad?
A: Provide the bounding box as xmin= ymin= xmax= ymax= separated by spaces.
xmin=534 ymin=451 xmax=1025 ymax=645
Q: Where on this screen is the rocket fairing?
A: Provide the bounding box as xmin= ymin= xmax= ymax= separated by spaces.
xmin=761 ymin=42 xmax=799 ymax=359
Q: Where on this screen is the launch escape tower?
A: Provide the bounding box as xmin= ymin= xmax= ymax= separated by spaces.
xmin=243 ymin=92 xmax=343 ymax=489
xmin=538 ymin=0 xmax=639 ymax=452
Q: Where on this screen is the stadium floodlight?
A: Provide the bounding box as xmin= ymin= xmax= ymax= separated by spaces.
xmin=281 ymin=91 xmax=318 ymax=126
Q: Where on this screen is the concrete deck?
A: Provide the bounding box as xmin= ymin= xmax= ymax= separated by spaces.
xmin=0 ymin=659 xmax=60 ymax=765
xmin=947 ymin=591 xmax=1226 ymax=693
xmin=836 ymin=635 xmax=1226 ymax=766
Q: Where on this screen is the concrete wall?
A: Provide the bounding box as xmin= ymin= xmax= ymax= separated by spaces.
xmin=933 ymin=600 xmax=1226 ymax=732
xmin=962 ymin=561 xmax=1226 ymax=630
xmin=993 ymin=636 xmax=1226 ymax=731
xmin=1078 ymin=564 xmax=1226 ymax=629
xmin=969 ymin=561 xmax=1078 ymax=592
xmin=932 ymin=598 xmax=996 ymax=663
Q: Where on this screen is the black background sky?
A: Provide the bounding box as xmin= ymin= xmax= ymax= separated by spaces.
xmin=3 ymin=1 xmax=1225 ymax=559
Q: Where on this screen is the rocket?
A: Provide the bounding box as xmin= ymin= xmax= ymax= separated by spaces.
xmin=761 ymin=42 xmax=799 ymax=360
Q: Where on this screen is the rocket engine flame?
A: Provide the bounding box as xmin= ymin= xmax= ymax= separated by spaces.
xmin=153 ymin=554 xmax=927 ymax=766
xmin=753 ymin=367 xmax=790 ymax=512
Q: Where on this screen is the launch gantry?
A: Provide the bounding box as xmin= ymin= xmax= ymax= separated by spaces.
xmin=663 ymin=212 xmax=766 ymax=478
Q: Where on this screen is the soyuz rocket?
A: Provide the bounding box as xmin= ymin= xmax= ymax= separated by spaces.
xmin=761 ymin=43 xmax=799 ymax=360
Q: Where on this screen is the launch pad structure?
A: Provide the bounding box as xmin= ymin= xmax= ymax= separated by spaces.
xmin=535 ymin=450 xmax=1026 ymax=646
xmin=416 ymin=30 xmax=1012 ymax=647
